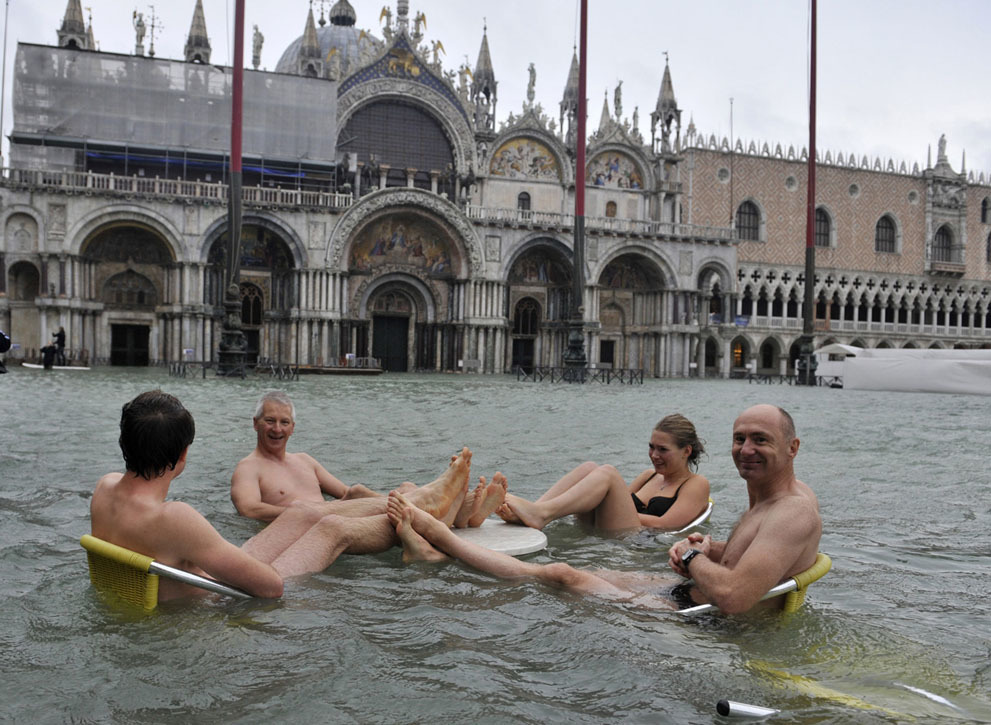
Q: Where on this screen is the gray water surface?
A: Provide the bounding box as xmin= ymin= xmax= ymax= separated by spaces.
xmin=2 ymin=366 xmax=989 ymax=723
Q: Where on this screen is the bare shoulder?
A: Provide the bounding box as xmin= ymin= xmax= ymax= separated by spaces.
xmin=94 ymin=471 xmax=123 ymax=491
xmin=289 ymin=451 xmax=320 ymax=467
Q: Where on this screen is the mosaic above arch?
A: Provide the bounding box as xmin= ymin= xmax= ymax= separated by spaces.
xmin=350 ymin=213 xmax=455 ymax=277
xmin=599 ymin=254 xmax=663 ymax=289
xmin=489 ymin=137 xmax=561 ymax=181
xmin=83 ymin=225 xmax=173 ymax=264
xmin=586 ymin=151 xmax=644 ymax=189
xmin=209 ymin=225 xmax=294 ymax=270
xmin=508 ymin=248 xmax=571 ymax=285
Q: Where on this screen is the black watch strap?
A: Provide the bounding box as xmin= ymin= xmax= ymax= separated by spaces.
xmin=681 ymin=548 xmax=702 ymax=571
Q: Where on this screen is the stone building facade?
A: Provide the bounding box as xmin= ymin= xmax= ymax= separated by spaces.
xmin=1 ymin=0 xmax=989 ymax=376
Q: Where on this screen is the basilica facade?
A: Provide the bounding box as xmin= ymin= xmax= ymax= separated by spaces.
xmin=2 ymin=0 xmax=989 ymax=376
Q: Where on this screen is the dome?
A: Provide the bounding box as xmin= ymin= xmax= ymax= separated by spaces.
xmin=274 ymin=23 xmax=383 ymax=76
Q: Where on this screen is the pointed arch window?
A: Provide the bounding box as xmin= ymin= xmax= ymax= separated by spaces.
xmin=736 ymin=201 xmax=760 ymax=241
xmin=932 ymin=225 xmax=953 ymax=262
xmin=875 ymin=215 xmax=896 ymax=253
xmin=986 ymin=231 xmax=991 ymax=263
xmin=982 ymin=197 xmax=989 ymax=224
xmin=814 ymin=208 xmax=831 ymax=247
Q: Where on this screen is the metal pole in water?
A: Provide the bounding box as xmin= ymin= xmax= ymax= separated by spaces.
xmin=716 ymin=699 xmax=780 ymax=718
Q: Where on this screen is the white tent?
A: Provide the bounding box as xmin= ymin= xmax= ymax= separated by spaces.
xmin=814 ymin=345 xmax=991 ymax=395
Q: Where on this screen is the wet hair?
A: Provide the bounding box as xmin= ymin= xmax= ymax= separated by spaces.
xmin=653 ymin=413 xmax=706 ymax=470
xmin=254 ymin=391 xmax=295 ymax=421
xmin=119 ymin=390 xmax=195 ymax=480
xmin=777 ymin=406 xmax=796 ymax=439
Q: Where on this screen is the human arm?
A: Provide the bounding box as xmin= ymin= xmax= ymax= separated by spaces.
xmin=638 ymin=475 xmax=710 ymax=530
xmin=160 ymin=502 xmax=283 ymax=598
xmin=307 ymin=454 xmax=350 ymax=499
xmin=672 ymin=499 xmax=820 ymax=614
xmin=230 ymin=460 xmax=288 ymax=522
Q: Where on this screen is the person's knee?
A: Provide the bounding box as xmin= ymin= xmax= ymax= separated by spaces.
xmin=576 ymin=461 xmax=599 ymax=477
xmin=596 ymin=463 xmax=621 ymax=479
xmin=315 ymin=513 xmax=352 ymax=545
xmin=543 ymin=562 xmax=584 ymax=588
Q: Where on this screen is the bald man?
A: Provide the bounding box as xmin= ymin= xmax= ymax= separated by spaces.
xmin=668 ymin=404 xmax=821 ymax=613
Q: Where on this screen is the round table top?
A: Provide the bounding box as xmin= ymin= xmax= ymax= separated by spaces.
xmin=451 ymin=518 xmax=548 ymax=556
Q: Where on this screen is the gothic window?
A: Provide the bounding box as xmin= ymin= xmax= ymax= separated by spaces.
xmin=240 ymin=283 xmax=264 ymax=327
xmin=814 ymin=208 xmax=831 ymax=247
xmin=986 ymin=232 xmax=991 ymax=263
xmin=875 ymin=215 xmax=896 ymax=253
xmin=512 ymin=298 xmax=539 ymax=336
xmin=933 ymin=225 xmax=953 ymax=262
xmin=736 ymin=201 xmax=760 ymax=241
xmin=605 ymin=201 xmax=617 ymax=218
xmin=340 ymin=101 xmax=456 ymax=193
xmin=982 ymin=197 xmax=989 ymax=223
xmin=517 ymin=192 xmax=531 ymax=211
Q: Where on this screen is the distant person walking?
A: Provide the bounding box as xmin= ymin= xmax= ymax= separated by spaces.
xmin=53 ymin=326 xmax=66 ymax=366
xmin=0 ymin=329 xmax=10 ymax=374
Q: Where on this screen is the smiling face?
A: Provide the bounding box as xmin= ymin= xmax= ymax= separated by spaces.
xmin=731 ymin=405 xmax=798 ymax=484
xmin=254 ymin=401 xmax=295 ymax=454
xmin=648 ymin=429 xmax=692 ymax=478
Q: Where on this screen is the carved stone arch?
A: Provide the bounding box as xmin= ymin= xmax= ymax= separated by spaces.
xmin=200 ymin=213 xmax=306 ymax=268
xmin=594 ymin=244 xmax=675 ymax=288
xmin=2 ymin=206 xmax=45 ymax=254
xmin=696 ymin=258 xmax=734 ymax=294
xmin=328 ymin=187 xmax=481 ymax=277
xmin=70 ymin=206 xmax=182 ymax=261
xmin=485 ymin=130 xmax=572 ymax=185
xmin=502 ymin=232 xmax=574 ymax=280
xmin=584 ymin=143 xmax=653 ymax=189
xmin=337 ymin=85 xmax=474 ymax=174
xmin=355 ymin=271 xmax=438 ymax=324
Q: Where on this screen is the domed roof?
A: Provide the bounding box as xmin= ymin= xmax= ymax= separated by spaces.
xmin=274 ymin=21 xmax=383 ymax=77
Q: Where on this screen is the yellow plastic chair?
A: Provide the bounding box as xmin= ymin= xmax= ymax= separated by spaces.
xmin=81 ymin=534 xmax=252 ymax=611
xmin=668 ymin=497 xmax=714 ymax=535
xmin=676 ymin=552 xmax=832 ymax=615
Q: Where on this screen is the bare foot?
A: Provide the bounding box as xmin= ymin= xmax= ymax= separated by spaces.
xmin=388 ymin=491 xmax=452 ymax=552
xmin=452 ymin=479 xmax=484 ymax=528
xmin=388 ymin=494 xmax=447 ymax=563
xmin=496 ymin=501 xmax=523 ymax=525
xmin=468 ymin=472 xmax=507 ymax=527
xmin=500 ymin=492 xmax=549 ymax=530
xmin=406 ymin=447 xmax=472 ymax=520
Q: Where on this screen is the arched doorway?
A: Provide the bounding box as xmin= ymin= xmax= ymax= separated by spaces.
xmin=511 ymin=297 xmax=540 ymax=372
xmin=240 ymin=282 xmax=264 ymax=365
xmin=370 ymin=287 xmax=416 ymax=372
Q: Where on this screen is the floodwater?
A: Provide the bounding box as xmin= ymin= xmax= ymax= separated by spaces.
xmin=1 ymin=366 xmax=989 ymax=724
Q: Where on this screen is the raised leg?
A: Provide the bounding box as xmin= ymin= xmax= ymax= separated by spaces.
xmin=499 ymin=464 xmax=640 ymax=531
xmin=535 ymin=461 xmax=599 ymax=502
xmin=388 ymin=493 xmax=631 ymax=597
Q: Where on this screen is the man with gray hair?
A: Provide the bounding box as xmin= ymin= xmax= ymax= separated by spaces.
xmin=231 ymin=391 xmax=378 ymax=521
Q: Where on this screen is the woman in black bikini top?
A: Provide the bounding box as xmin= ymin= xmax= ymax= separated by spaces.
xmin=498 ymin=413 xmax=710 ymax=533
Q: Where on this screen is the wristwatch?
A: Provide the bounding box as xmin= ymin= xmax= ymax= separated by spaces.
xmin=681 ymin=548 xmax=702 ymax=572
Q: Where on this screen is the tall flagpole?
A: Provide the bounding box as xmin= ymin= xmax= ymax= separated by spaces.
xmin=218 ymin=0 xmax=246 ymax=376
xmin=798 ymin=0 xmax=818 ymax=384
xmin=563 ymin=0 xmax=588 ymax=376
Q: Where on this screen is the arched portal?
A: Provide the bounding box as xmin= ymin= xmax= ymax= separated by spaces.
xmin=597 ymin=252 xmax=665 ymax=371
xmin=511 ymin=297 xmax=541 ymax=372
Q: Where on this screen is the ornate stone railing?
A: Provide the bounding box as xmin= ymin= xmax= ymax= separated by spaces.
xmin=0 ymin=167 xmax=354 ymax=210
xmin=465 ymin=205 xmax=734 ymax=242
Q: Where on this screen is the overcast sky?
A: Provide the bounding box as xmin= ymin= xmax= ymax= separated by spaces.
xmin=2 ymin=1 xmax=989 ymax=176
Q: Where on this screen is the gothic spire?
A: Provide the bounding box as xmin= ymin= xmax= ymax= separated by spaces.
xmin=559 ymin=48 xmax=579 ymax=137
xmin=598 ymin=90 xmax=612 ymax=132
xmin=297 ymin=5 xmax=324 ymax=77
xmin=471 ymin=25 xmax=497 ymax=131
xmin=58 ymin=0 xmax=89 ymax=49
xmin=651 ymin=57 xmax=682 ymax=152
xmin=184 ymin=0 xmax=212 ymax=64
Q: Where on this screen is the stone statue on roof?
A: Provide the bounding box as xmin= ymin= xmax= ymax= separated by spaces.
xmin=252 ymin=25 xmax=264 ymax=69
xmin=133 ymin=12 xmax=146 ymax=46
xmin=614 ymin=81 xmax=623 ymax=119
xmin=527 ymin=63 xmax=536 ymax=104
